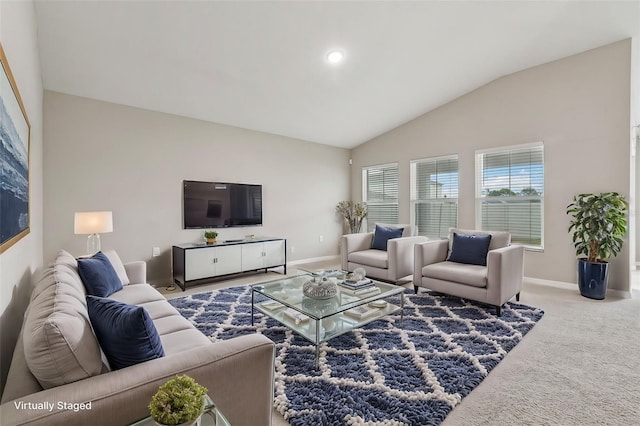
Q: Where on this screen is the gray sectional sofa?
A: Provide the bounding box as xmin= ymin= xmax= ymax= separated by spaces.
xmin=0 ymin=250 xmax=275 ymax=426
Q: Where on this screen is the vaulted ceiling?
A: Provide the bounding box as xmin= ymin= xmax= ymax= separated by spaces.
xmin=34 ymin=1 xmax=639 ymax=148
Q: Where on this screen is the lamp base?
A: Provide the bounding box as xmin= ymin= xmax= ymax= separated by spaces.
xmin=87 ymin=234 xmax=101 ymax=255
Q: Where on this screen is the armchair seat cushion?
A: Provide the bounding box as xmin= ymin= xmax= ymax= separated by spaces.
xmin=422 ymin=261 xmax=487 ymax=288
xmin=348 ymin=249 xmax=389 ymax=269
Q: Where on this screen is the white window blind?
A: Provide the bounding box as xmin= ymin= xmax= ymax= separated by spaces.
xmin=362 ymin=163 xmax=399 ymax=232
xmin=411 ymin=155 xmax=458 ymax=239
xmin=476 ymin=143 xmax=544 ymax=248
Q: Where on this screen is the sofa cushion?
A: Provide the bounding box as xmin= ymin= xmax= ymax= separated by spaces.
xmin=78 ymin=251 xmax=123 ymax=297
xmin=160 ymin=329 xmax=213 ymax=356
xmin=23 ymin=264 xmax=105 ymax=389
xmin=87 ymin=296 xmax=165 ymax=370
xmin=448 ymin=233 xmax=492 ymax=266
xmin=371 ymin=224 xmax=404 ymax=251
xmin=49 ymin=250 xmax=86 ymax=296
xmin=109 ymin=283 xmax=166 ymax=306
xmin=348 ymin=249 xmax=389 ymax=269
xmin=136 ymin=300 xmax=181 ymax=322
xmin=422 ymin=261 xmax=488 ymax=288
xmin=103 ymin=250 xmax=130 ymax=286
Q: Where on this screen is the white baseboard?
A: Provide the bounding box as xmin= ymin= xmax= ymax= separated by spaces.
xmin=609 ymin=289 xmax=633 ymax=299
xmin=526 ymin=276 xmax=632 ymax=299
xmin=525 ymin=276 xmax=575 ymax=289
xmin=288 ymin=255 xmax=340 ymax=266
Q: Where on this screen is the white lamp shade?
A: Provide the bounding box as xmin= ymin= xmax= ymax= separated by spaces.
xmin=74 ymin=211 xmax=113 ymax=235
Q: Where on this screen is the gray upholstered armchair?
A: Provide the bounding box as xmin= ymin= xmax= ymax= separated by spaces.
xmin=341 ymin=224 xmax=428 ymax=283
xmin=413 ymin=228 xmax=524 ymax=316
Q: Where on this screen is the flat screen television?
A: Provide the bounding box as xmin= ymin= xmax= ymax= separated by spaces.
xmin=183 ymin=180 xmax=263 ymax=229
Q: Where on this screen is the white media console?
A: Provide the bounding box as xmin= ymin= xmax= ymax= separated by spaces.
xmin=172 ymin=237 xmax=287 ymax=290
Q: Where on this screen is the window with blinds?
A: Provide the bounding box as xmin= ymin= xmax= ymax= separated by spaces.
xmin=362 ymin=163 xmax=399 ymax=232
xmin=476 ymin=142 xmax=544 ymax=248
xmin=411 ymin=155 xmax=458 ymax=239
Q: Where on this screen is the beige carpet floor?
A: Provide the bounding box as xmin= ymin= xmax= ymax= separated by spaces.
xmin=161 ymin=262 xmax=640 ymax=425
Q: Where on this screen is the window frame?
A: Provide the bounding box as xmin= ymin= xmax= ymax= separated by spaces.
xmin=475 ymin=142 xmax=544 ymax=250
xmin=410 ymin=154 xmax=459 ymax=239
xmin=362 ymin=162 xmax=399 ymax=232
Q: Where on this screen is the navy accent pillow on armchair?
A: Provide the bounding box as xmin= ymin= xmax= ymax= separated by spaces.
xmin=448 ymin=233 xmax=492 ymax=266
xmin=86 ymin=296 xmax=164 ymax=370
xmin=77 ymin=251 xmax=123 ymax=297
xmin=371 ymin=225 xmax=404 ymax=251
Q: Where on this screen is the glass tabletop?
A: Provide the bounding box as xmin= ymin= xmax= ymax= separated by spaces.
xmin=251 ymin=273 xmax=404 ymax=320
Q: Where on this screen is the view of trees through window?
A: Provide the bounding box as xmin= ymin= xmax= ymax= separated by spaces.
xmin=362 ymin=144 xmax=543 ymax=248
xmin=477 ymin=144 xmax=544 ymax=247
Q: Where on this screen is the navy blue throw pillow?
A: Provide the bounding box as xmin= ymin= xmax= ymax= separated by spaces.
xmin=86 ymin=296 xmax=164 ymax=370
xmin=448 ymin=233 xmax=492 ymax=266
xmin=371 ymin=225 xmax=404 ymax=251
xmin=77 ymin=251 xmax=123 ymax=297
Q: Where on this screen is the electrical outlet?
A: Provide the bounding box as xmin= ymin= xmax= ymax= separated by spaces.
xmin=152 ymin=247 xmax=161 ymax=257
xmin=290 ymin=246 xmax=295 ymax=253
xmin=319 ymin=235 xmax=324 ymax=243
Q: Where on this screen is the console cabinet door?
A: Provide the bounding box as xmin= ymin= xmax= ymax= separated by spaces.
xmin=184 ymin=247 xmax=217 ymax=281
xmin=214 ymin=245 xmax=242 ymax=276
xmin=242 ymin=243 xmax=265 ymax=271
xmin=264 ymin=240 xmax=285 ymax=268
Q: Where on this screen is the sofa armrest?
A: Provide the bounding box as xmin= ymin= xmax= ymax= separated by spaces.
xmin=0 ymin=334 xmax=275 ymax=426
xmin=340 ymin=233 xmax=374 ymax=270
xmin=486 ymin=245 xmax=525 ymax=305
xmin=413 ymin=240 xmax=449 ymax=282
xmin=387 ymin=236 xmax=429 ymax=281
xmin=124 ymin=261 xmax=146 ymax=284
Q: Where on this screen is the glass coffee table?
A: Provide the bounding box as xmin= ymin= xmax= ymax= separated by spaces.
xmin=251 ymin=272 xmax=405 ymax=368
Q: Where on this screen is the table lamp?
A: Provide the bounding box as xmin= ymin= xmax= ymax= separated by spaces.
xmin=74 ymin=211 xmax=113 ymax=255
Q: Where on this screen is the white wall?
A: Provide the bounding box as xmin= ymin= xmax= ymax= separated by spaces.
xmin=43 ymin=92 xmax=350 ymax=284
xmin=351 ymin=39 xmax=632 ymax=292
xmin=0 ymin=1 xmax=44 ymax=395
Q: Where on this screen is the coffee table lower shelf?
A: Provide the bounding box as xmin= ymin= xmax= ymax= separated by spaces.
xmin=252 ymin=296 xmax=404 ymax=368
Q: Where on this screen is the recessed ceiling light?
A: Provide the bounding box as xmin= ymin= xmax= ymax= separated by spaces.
xmin=326 ymin=50 xmax=345 ymax=64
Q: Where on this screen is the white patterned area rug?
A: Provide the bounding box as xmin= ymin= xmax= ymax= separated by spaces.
xmin=169 ymin=286 xmax=544 ymax=426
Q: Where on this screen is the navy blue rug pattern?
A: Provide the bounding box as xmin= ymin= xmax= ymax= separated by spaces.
xmin=169 ymin=286 xmax=543 ymax=426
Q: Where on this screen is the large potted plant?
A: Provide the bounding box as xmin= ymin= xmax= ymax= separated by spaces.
xmin=336 ymin=201 xmax=367 ymax=234
xmin=149 ymin=375 xmax=208 ymax=426
xmin=566 ymin=192 xmax=628 ymax=299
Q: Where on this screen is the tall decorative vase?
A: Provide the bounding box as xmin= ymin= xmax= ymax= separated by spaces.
xmin=577 ymin=259 xmax=609 ymax=300
xmin=346 ymin=218 xmax=362 ymax=234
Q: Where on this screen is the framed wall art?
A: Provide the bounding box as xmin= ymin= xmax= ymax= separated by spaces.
xmin=0 ymin=43 xmax=31 ymax=253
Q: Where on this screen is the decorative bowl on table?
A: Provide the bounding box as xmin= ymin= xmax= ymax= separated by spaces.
xmin=302 ymin=275 xmax=338 ymax=300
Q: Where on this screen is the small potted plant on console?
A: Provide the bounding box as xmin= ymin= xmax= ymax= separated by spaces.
xmin=148 ymin=375 xmax=208 ymax=426
xmin=204 ymin=230 xmax=218 ymax=245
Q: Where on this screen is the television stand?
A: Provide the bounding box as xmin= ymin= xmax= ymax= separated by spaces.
xmin=172 ymin=237 xmax=287 ymax=290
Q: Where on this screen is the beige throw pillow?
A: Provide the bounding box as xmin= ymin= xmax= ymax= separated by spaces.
xmin=103 ymin=250 xmax=130 ymax=286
